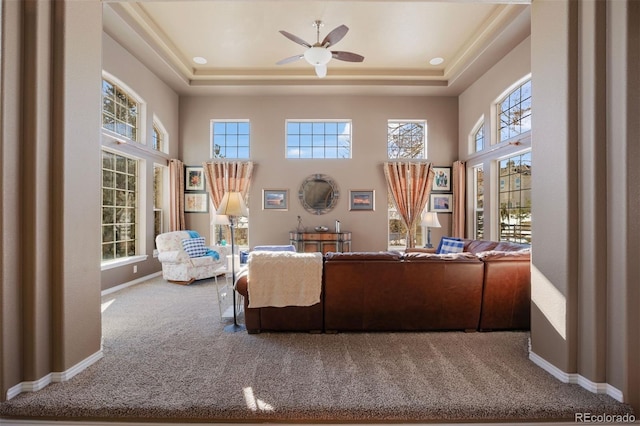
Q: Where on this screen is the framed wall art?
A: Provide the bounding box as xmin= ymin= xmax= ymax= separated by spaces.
xmin=185 ymin=166 xmax=205 ymax=191
xmin=184 ymin=193 xmax=208 ymax=213
xmin=263 ymin=189 xmax=289 ymax=211
xmin=349 ymin=190 xmax=375 ymax=211
xmin=432 ymin=166 xmax=452 ymax=192
xmin=430 ymin=193 xmax=453 ymax=213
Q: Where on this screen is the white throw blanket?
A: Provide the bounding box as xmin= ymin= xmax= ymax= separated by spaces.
xmin=247 ymin=251 xmax=323 ymax=308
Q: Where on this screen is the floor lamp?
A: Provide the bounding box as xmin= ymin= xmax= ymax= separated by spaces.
xmin=422 ymin=212 xmax=441 ymax=248
xmin=216 ymin=192 xmax=248 ymax=333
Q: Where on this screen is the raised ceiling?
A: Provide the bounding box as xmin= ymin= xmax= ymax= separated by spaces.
xmin=103 ymin=0 xmax=531 ymax=96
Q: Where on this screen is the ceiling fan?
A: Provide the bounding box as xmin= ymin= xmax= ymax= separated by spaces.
xmin=276 ymin=20 xmax=365 ymax=78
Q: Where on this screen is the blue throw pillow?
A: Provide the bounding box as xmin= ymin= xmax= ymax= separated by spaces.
xmin=182 ymin=237 xmax=208 ymax=258
xmin=437 ymin=237 xmax=465 ymax=254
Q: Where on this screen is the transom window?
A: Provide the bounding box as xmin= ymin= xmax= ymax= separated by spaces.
xmin=498 ymin=79 xmax=531 ymax=142
xmin=286 ymin=120 xmax=351 ymax=159
xmin=387 ymin=121 xmax=426 ymax=159
xmin=102 ymin=79 xmax=139 ymax=142
xmin=152 ymin=122 xmax=165 ymax=152
xmin=474 ymin=123 xmax=485 ymax=153
xmin=102 ymin=150 xmax=138 ymax=261
xmin=211 ymin=121 xmax=250 ymax=159
xmin=498 ymin=151 xmax=531 ymax=243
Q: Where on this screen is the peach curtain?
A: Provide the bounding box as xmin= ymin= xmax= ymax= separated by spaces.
xmin=168 ymin=159 xmax=185 ymax=231
xmin=383 ymin=162 xmax=434 ymax=248
xmin=202 ymin=161 xmax=254 ymax=210
xmin=452 ymin=160 xmax=466 ymax=238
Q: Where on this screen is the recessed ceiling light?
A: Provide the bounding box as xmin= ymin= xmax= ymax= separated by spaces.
xmin=193 ymin=56 xmax=208 ymax=65
xmin=429 ymin=57 xmax=444 ymax=66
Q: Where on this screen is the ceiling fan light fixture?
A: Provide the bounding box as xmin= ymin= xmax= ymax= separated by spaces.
xmin=315 ymin=64 xmax=327 ymax=78
xmin=304 ymin=47 xmax=332 ymax=66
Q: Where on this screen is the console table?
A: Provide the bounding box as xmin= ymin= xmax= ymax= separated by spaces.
xmin=289 ymin=231 xmax=351 ymax=254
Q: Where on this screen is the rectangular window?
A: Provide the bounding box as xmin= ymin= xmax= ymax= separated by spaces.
xmin=211 ymin=121 xmax=250 ymax=159
xmin=286 ymin=120 xmax=351 ymax=159
xmin=102 ymin=79 xmax=139 ymax=142
xmin=102 ymin=150 xmax=138 ymax=261
xmin=474 ymin=124 xmax=484 ymax=153
xmin=388 ymin=120 xmax=426 ymax=159
xmin=498 ymin=151 xmax=531 ymax=243
xmin=498 ymin=80 xmax=531 ymax=143
xmin=473 ymin=166 xmax=484 ymax=240
xmin=153 ymin=164 xmax=164 ymax=248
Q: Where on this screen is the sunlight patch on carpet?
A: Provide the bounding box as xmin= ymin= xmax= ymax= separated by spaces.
xmin=101 ymin=299 xmax=115 ymax=313
xmin=243 ymin=386 xmax=274 ymax=412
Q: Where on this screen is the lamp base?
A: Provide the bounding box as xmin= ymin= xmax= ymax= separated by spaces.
xmin=224 ymin=323 xmax=246 ymax=333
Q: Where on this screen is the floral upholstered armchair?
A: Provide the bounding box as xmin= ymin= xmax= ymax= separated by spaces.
xmin=155 ymin=230 xmax=230 ymax=285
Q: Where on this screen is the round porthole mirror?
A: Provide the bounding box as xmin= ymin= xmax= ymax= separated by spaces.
xmin=298 ymin=174 xmax=339 ymax=215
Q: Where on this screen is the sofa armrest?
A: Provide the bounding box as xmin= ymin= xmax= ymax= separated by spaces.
xmin=158 ymin=250 xmax=189 ymax=263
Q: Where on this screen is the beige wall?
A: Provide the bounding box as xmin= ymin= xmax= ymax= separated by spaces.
xmin=100 ymin=33 xmax=180 ymax=290
xmin=180 ymin=95 xmax=458 ymax=251
xmin=1 ymin=0 xmax=103 ymax=399
xmin=530 ymin=0 xmax=639 ymax=409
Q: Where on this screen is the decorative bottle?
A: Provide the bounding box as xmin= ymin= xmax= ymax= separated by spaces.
xmin=335 ymin=220 xmax=341 ymax=233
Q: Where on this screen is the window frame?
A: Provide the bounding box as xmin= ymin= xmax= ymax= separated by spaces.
xmin=496 ymin=78 xmax=532 ymax=144
xmin=285 ymin=119 xmax=352 ymax=159
xmin=497 ymin=150 xmax=532 ymax=244
xmin=101 ymin=73 xmax=145 ymax=144
xmin=387 ymin=120 xmax=427 ymax=159
xmin=210 ymin=120 xmax=251 ymax=159
xmin=101 ymin=148 xmax=143 ymax=266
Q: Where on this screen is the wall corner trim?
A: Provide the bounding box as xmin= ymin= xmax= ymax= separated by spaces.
xmin=5 ymin=351 xmax=104 ymax=401
xmin=529 ymin=351 xmax=624 ymax=403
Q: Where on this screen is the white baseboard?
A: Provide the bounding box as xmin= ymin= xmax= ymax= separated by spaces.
xmin=529 ymin=350 xmax=624 ymax=402
xmin=5 ymin=350 xmax=103 ymax=401
xmin=101 ymin=271 xmax=162 ymax=296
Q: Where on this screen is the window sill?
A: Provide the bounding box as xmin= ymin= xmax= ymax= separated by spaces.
xmin=101 ymin=255 xmax=149 ymax=271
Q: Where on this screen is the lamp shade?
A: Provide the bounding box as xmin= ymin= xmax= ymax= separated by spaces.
xmin=216 ymin=192 xmax=248 ymax=217
xmin=421 ymin=212 xmax=441 ymax=228
xmin=211 ymin=214 xmax=230 ymax=225
xmin=304 ymin=47 xmax=332 ymax=66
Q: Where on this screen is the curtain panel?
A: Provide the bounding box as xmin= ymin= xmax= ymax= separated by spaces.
xmin=383 ymin=162 xmax=434 ymax=248
xmin=203 ymin=161 xmax=254 ymax=210
xmin=168 ymin=159 xmax=185 ymax=231
xmin=452 ymin=160 xmax=466 ymax=238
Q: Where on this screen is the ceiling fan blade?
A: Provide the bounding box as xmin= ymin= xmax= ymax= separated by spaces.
xmin=279 ymin=30 xmax=312 ymax=48
xmin=276 ymin=54 xmax=304 ymax=65
xmin=321 ymin=24 xmax=349 ymax=48
xmin=315 ymin=64 xmax=327 ymax=78
xmin=331 ymin=51 xmax=365 ymax=62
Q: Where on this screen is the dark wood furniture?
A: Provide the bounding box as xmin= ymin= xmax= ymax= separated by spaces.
xmin=289 ymin=231 xmax=351 ymax=254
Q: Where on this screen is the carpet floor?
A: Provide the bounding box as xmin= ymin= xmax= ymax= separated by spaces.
xmin=0 ymin=276 xmax=634 ymax=423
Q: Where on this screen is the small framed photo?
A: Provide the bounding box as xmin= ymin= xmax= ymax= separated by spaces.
xmin=430 ymin=193 xmax=452 ymax=213
xmin=349 ymin=190 xmax=375 ymax=211
xmin=432 ymin=166 xmax=452 ymax=192
xmin=185 ymin=166 xmax=205 ymax=191
xmin=263 ymin=189 xmax=288 ymax=211
xmin=184 ymin=193 xmax=208 ymax=213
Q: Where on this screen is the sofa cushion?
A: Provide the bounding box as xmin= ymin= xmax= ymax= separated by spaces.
xmin=403 ymin=251 xmax=480 ymax=262
xmin=182 ymin=237 xmax=208 ymax=258
xmin=437 ymin=237 xmax=465 ymax=254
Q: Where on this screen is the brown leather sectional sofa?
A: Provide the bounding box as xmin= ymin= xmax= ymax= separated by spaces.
xmin=235 ymin=239 xmax=530 ymax=334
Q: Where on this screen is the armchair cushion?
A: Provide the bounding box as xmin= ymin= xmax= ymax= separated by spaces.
xmin=182 ymin=237 xmax=208 ymax=258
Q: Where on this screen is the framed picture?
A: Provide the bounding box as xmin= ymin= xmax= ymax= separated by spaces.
xmin=430 ymin=193 xmax=453 ymax=213
xmin=262 ymin=189 xmax=288 ymax=211
xmin=349 ymin=190 xmax=375 ymax=211
xmin=184 ymin=193 xmax=208 ymax=213
xmin=432 ymin=166 xmax=452 ymax=192
xmin=185 ymin=166 xmax=205 ymax=191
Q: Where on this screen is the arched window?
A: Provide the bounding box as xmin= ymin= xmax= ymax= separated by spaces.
xmin=497 ymin=79 xmax=531 ymax=143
